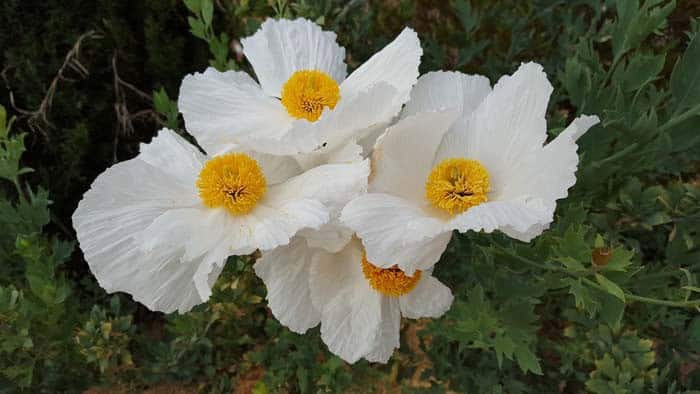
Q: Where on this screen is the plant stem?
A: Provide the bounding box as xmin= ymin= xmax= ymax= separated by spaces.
xmin=495 ymin=247 xmax=700 ymax=309
xmin=660 ymin=103 xmax=700 ymax=132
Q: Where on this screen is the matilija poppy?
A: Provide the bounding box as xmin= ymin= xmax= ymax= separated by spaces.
xmin=178 ymin=17 xmax=422 ymax=157
xmin=342 ymin=63 xmax=600 ymax=275
xmin=255 ymin=236 xmax=453 ymax=363
xmin=72 ymin=128 xmax=368 ymax=313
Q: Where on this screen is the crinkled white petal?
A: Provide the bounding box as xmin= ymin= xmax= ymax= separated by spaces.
xmin=138 ymin=128 xmax=207 ymax=185
xmin=72 ymin=130 xmax=221 ymax=313
xmin=289 ymin=82 xmax=400 ymax=154
xmin=401 ymin=71 xmax=491 ymax=118
xmin=266 ymin=159 xmax=370 ymax=209
xmin=369 ymin=111 xmax=458 ymax=204
xmin=291 ymin=149 xmax=368 ymax=253
xmin=447 ymin=198 xmax=551 ymax=242
xmin=298 ymin=220 xmax=354 ymax=253
xmin=463 ymin=62 xmax=553 ymax=192
xmin=139 ymin=207 xmax=232 ymax=268
xmin=364 ymin=297 xmax=401 ymax=363
xmin=255 ymin=237 xmax=321 ymax=333
xmin=294 ymin=139 xmax=364 ymax=172
xmin=497 ymin=115 xmax=600 ymax=207
xmin=341 ymin=28 xmax=421 ymax=107
xmin=246 ymin=151 xmax=303 ymax=185
xmin=241 ymin=18 xmax=347 ymax=97
xmin=310 ymin=240 xmax=383 ymax=363
xmin=179 ymin=68 xmax=319 ymax=155
xmin=233 ymin=199 xmax=329 ymax=253
xmin=207 ymin=159 xmax=370 ymax=254
xmin=399 ymin=275 xmax=453 ymax=319
xmin=341 ymin=193 xmax=451 ymax=274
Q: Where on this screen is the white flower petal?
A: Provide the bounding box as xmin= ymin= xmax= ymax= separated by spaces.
xmin=297 ymin=220 xmax=354 ymax=253
xmin=341 ymin=193 xmax=451 ymax=274
xmin=447 ymin=198 xmax=551 ymax=242
xmin=72 ymin=131 xmax=219 ymax=313
xmin=236 ymin=199 xmax=329 ymax=253
xmin=401 ymin=71 xmax=491 ymax=118
xmin=138 ymin=129 xmax=206 ymax=185
xmin=266 ymin=159 xmax=370 ymax=209
xmin=289 ymin=82 xmax=400 ymax=154
xmin=497 ymin=115 xmax=600 ymax=207
xmin=179 ymin=68 xmax=319 ymax=155
xmin=140 ymin=207 xmax=232 ymax=266
xmin=399 ymin=275 xmax=453 ymax=319
xmin=370 ymin=111 xmax=459 ymax=203
xmin=255 ymin=237 xmax=321 ymax=333
xmin=364 ymin=297 xmax=401 ymax=363
xmin=310 ymin=239 xmax=383 ymax=363
xmin=341 ymin=28 xmax=421 ymax=107
xmin=465 ymin=62 xmax=553 ymax=186
xmin=241 ymin=18 xmax=347 ymax=97
xmin=246 ymin=151 xmax=303 ymax=185
xmin=294 ymin=140 xmax=364 ymax=172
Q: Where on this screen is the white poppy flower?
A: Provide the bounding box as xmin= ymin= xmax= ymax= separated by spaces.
xmin=255 ymin=236 xmax=453 ymax=363
xmin=342 ymin=63 xmax=600 ymax=274
xmin=72 ymin=128 xmax=369 ymax=313
xmin=254 ymin=140 xmax=369 ymax=334
xmin=178 ymin=18 xmax=422 ymax=156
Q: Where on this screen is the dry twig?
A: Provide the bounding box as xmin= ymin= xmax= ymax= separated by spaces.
xmin=2 ymin=30 xmax=101 ymax=137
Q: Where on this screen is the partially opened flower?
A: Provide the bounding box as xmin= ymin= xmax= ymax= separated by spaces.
xmin=73 ymin=129 xmax=368 ymax=313
xmin=255 ymin=236 xmax=453 ymax=363
xmin=254 ymin=143 xmax=369 ymax=334
xmin=178 ymin=18 xmax=421 ymax=156
xmin=342 ymin=63 xmax=600 ymax=274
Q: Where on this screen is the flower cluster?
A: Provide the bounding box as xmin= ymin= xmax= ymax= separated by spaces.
xmin=73 ymin=18 xmax=599 ymax=364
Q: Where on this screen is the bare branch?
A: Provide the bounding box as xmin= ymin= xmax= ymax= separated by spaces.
xmin=1 ymin=30 xmax=102 ymax=137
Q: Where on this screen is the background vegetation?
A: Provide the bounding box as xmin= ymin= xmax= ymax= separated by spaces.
xmin=1 ymin=0 xmax=700 ymax=392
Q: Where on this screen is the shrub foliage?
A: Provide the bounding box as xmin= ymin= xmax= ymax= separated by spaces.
xmin=1 ymin=0 xmax=699 ymax=392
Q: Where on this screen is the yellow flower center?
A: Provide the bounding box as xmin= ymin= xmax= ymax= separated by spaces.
xmin=361 ymin=254 xmax=421 ymax=297
xmin=425 ymin=158 xmax=490 ymax=215
xmin=281 ymin=70 xmax=340 ymax=121
xmin=197 ymin=153 xmax=266 ymax=215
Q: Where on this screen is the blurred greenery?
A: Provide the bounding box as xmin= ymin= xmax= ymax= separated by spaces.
xmin=1 ymin=0 xmax=700 ymax=392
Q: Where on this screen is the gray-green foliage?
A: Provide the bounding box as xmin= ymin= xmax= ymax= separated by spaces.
xmin=0 ymin=0 xmax=699 ymax=392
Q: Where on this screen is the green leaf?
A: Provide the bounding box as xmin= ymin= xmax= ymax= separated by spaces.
xmin=670 ymin=34 xmax=700 ymax=111
xmin=453 ymin=0 xmax=479 ymax=33
xmin=0 ymin=105 xmax=7 ymax=139
xmin=611 ymin=0 xmax=675 ymax=60
xmin=553 ymin=225 xmax=591 ymax=269
xmin=567 ymin=278 xmax=600 ymax=316
xmin=595 ymin=274 xmax=626 ymax=302
xmin=152 ymin=88 xmax=179 ymax=130
xmin=188 ymin=16 xmax=206 ymax=39
xmin=182 ymin=0 xmax=201 ymax=13
xmin=598 ymin=292 xmax=626 ymax=328
xmin=513 ymin=346 xmax=542 ymax=375
xmin=688 ymin=317 xmax=700 ymax=352
xmin=601 ymin=247 xmax=634 ymax=272
xmin=201 ymin=0 xmax=214 ymax=27
xmin=613 ymin=53 xmax=665 ymax=92
xmin=0 ymin=133 xmax=33 ymax=185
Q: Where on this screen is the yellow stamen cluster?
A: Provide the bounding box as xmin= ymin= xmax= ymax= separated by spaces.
xmin=425 ymin=158 xmax=490 ymax=215
xmin=361 ymin=255 xmax=421 ymax=297
xmin=197 ymin=153 xmax=266 ymax=215
xmin=281 ymin=70 xmax=340 ymax=121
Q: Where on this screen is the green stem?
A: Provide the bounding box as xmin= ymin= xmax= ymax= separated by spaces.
xmin=602 ymin=54 xmax=624 ymax=86
xmin=590 ymin=143 xmax=639 ymax=168
xmin=494 ymin=247 xmax=700 ymax=309
xmin=12 ymin=178 xmax=24 ymax=201
xmin=660 ymin=103 xmax=700 ymax=132
xmin=580 ymin=277 xmax=700 ymax=308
